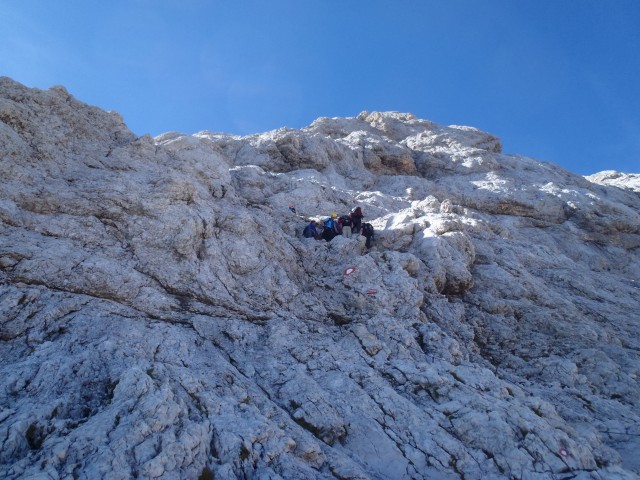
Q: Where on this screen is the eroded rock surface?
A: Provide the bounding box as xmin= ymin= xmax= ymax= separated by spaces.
xmin=1 ymin=77 xmax=639 ymax=479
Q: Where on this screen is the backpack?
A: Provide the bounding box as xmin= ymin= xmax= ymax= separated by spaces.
xmin=362 ymin=223 xmax=374 ymax=237
xmin=339 ymin=215 xmax=352 ymax=227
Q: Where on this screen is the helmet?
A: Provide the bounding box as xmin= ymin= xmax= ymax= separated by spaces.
xmin=331 ymin=213 xmax=337 ymax=219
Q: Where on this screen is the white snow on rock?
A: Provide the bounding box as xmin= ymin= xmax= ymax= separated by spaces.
xmin=1 ymin=77 xmax=639 ymax=479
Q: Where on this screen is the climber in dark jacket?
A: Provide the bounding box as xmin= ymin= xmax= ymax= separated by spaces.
xmin=361 ymin=223 xmax=374 ymax=249
xmin=351 ymin=206 xmax=364 ymax=235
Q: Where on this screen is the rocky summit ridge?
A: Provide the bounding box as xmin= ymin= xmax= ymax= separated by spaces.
xmin=1 ymin=76 xmax=639 ymax=480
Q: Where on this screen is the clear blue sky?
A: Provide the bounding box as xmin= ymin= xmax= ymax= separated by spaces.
xmin=1 ymin=0 xmax=639 ymax=175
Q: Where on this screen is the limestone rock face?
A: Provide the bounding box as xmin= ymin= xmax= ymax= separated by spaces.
xmin=587 ymin=170 xmax=640 ymax=193
xmin=1 ymin=77 xmax=639 ymax=479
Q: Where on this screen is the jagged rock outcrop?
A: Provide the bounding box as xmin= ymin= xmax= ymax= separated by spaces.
xmin=1 ymin=77 xmax=639 ymax=479
xmin=587 ymin=170 xmax=640 ymax=193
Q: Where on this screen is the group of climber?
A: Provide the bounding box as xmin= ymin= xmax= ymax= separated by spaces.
xmin=303 ymin=207 xmax=374 ymax=248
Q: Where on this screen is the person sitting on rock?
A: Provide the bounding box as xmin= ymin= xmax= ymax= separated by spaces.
xmin=322 ymin=214 xmax=339 ymax=242
xmin=303 ymin=220 xmax=320 ymax=240
xmin=351 ymin=206 xmax=364 ymax=235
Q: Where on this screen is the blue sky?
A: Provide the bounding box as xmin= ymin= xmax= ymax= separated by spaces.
xmin=1 ymin=0 xmax=639 ymax=175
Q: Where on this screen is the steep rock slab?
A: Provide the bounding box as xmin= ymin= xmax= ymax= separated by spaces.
xmin=1 ymin=78 xmax=639 ymax=479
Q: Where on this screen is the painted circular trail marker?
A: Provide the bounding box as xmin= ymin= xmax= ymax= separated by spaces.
xmin=344 ymin=267 xmax=356 ymax=276
xmin=558 ymin=448 xmax=569 ymax=457
xmin=366 ymin=289 xmax=378 ymax=295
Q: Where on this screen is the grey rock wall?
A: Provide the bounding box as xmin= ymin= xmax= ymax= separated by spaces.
xmin=1 ymin=77 xmax=639 ymax=479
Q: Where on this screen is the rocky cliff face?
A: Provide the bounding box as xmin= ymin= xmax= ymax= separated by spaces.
xmin=1 ymin=77 xmax=639 ymax=480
